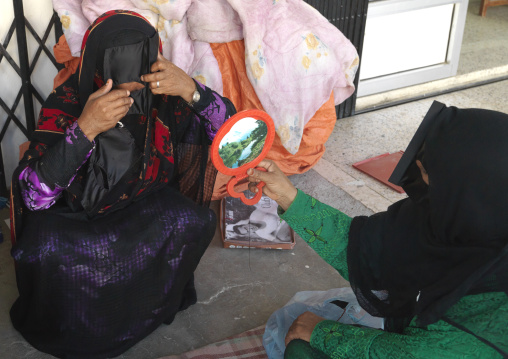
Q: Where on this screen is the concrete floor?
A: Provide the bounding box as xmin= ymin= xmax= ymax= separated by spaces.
xmin=0 ymin=1 xmax=507 ymax=358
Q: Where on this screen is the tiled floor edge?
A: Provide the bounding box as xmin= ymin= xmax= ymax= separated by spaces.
xmin=312 ymin=158 xmax=393 ymax=213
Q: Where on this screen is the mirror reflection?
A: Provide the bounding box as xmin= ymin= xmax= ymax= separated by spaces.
xmin=219 ymin=117 xmax=268 ymax=168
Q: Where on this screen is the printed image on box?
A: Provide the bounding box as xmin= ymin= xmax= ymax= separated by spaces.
xmin=221 ymin=193 xmax=295 ymax=249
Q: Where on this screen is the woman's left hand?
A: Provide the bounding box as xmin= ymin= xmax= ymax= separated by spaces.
xmin=285 ymin=311 xmax=325 ymax=346
xmin=141 ymin=53 xmax=196 ymax=102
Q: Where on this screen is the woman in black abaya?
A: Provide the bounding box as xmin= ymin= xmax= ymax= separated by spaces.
xmin=9 ymin=10 xmax=235 ymax=359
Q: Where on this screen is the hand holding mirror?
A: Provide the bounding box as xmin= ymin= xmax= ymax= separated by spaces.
xmin=211 ymin=110 xmax=275 ymax=205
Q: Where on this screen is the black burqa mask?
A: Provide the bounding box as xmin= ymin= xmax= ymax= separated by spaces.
xmin=388 ymin=101 xmax=446 ymax=204
xmin=100 ymin=31 xmax=159 ymax=116
xmin=348 ymin=101 xmax=508 ymax=334
xmin=79 ymin=14 xmax=160 ymax=118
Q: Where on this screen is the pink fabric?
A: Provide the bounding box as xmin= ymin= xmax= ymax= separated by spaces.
xmin=159 ymin=326 xmax=267 ymax=359
xmin=187 ymin=0 xmax=243 ymax=43
xmin=52 ymin=0 xmax=358 ymax=154
xmin=226 ymin=0 xmax=358 ymax=153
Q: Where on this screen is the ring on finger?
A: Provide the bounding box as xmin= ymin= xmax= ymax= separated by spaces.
xmin=157 ymin=81 xmax=160 ymax=88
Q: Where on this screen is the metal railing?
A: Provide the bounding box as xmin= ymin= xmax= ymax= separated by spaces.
xmin=0 ymin=0 xmax=63 ymax=197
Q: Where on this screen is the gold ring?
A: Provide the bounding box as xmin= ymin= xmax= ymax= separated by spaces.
xmin=157 ymin=81 xmax=160 ymax=88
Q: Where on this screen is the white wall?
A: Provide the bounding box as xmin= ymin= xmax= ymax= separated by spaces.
xmin=0 ymin=0 xmax=58 ymax=187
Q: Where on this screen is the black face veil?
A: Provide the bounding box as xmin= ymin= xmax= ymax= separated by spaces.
xmin=388 ymin=101 xmax=445 ymax=204
xmin=348 ymin=101 xmax=508 ymax=332
xmin=78 ymin=14 xmax=160 ymax=117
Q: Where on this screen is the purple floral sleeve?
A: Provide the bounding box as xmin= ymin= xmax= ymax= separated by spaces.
xmin=192 ymin=81 xmax=236 ymax=141
xmin=19 ymin=122 xmax=95 ymax=211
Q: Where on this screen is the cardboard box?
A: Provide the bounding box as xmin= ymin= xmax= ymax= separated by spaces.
xmin=220 ymin=193 xmax=295 ymax=249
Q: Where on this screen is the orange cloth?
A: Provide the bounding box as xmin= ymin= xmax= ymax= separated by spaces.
xmin=19 ymin=142 xmax=30 ymax=161
xmin=53 ymin=35 xmax=80 ymax=90
xmin=210 ymin=41 xmax=337 ymax=200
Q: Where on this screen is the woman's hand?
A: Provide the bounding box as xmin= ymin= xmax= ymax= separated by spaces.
xmin=78 ymin=79 xmax=133 ymax=141
xmin=141 ymin=53 xmax=196 ymax=102
xmin=247 ymin=159 xmax=298 ymax=211
xmin=285 ymin=311 xmax=325 ymax=346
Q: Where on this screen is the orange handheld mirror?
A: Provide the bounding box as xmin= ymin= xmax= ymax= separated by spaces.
xmin=211 ymin=109 xmax=275 ymax=205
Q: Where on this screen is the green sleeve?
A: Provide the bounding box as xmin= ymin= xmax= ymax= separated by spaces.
xmin=310 ymin=320 xmax=382 ymax=358
xmin=279 ymin=190 xmax=352 ymax=281
xmin=310 ymin=292 xmax=508 ymax=359
xmin=310 ymin=319 xmax=505 ymax=359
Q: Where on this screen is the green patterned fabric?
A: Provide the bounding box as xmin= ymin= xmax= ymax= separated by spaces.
xmin=284 ymin=339 xmax=329 ymax=359
xmin=279 ymin=190 xmax=508 ymax=358
xmin=279 ymin=190 xmax=352 ymax=281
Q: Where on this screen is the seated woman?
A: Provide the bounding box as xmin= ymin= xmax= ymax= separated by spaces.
xmin=9 ymin=11 xmax=235 ymax=359
xmin=248 ymin=102 xmax=508 ymax=358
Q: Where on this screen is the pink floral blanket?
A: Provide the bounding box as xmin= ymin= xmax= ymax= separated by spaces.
xmin=53 ymin=0 xmax=358 ymax=154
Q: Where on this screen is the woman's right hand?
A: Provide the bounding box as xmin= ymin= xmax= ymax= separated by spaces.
xmin=247 ymin=159 xmax=298 ymax=211
xmin=77 ymin=79 xmax=134 ymax=141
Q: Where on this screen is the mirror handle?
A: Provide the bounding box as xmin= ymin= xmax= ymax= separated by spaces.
xmin=226 ymin=168 xmax=267 ymax=205
xmin=240 ymin=180 xmax=265 ymax=205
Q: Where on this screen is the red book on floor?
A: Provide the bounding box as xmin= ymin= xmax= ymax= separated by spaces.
xmin=352 ymin=151 xmax=405 ymax=193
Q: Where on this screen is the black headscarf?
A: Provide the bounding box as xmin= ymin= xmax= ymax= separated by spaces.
xmin=348 ymin=101 xmax=508 ymax=332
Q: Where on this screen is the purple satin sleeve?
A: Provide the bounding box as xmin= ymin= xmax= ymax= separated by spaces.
xmin=193 ymin=81 xmax=236 ymax=141
xmin=18 ymin=166 xmax=65 ymax=211
xmin=19 ymin=122 xmax=94 ymax=211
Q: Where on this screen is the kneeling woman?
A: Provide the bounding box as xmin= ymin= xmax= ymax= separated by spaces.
xmin=248 ymin=102 xmax=508 ymax=358
xmin=9 ymin=11 xmax=235 ymax=359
